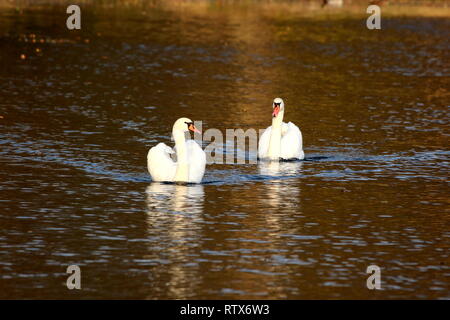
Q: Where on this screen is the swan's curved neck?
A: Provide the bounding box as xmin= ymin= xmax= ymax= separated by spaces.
xmin=272 ymin=109 xmax=284 ymax=128
xmin=268 ymin=110 xmax=284 ymax=159
xmin=173 ymin=130 xmax=189 ymax=182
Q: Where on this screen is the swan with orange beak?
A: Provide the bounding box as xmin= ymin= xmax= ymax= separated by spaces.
xmin=258 ymin=98 xmax=304 ymax=161
xmin=147 ymin=117 xmax=206 ymax=183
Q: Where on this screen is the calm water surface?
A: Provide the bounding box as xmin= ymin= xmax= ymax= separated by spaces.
xmin=0 ymin=4 xmax=449 ymax=299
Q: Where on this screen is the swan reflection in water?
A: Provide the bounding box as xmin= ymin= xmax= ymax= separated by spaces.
xmin=258 ymin=160 xmax=303 ymax=208
xmin=146 ymin=182 xmax=205 ymax=217
xmin=145 ymin=183 xmax=205 ymax=299
xmin=258 ymin=161 xmax=304 ymax=232
xmin=258 ymin=160 xmax=303 ymax=178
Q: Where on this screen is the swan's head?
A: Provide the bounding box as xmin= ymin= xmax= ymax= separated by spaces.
xmin=173 ymin=117 xmax=201 ymax=134
xmin=272 ymin=98 xmax=284 ymax=118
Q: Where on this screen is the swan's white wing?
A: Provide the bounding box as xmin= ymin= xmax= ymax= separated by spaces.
xmin=186 ymin=140 xmax=206 ymax=183
xmin=280 ymin=122 xmax=304 ymax=160
xmin=147 ymin=143 xmax=177 ymax=182
xmin=258 ymin=126 xmax=272 ymax=159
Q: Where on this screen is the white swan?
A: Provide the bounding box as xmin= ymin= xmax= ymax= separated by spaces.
xmin=258 ymin=98 xmax=304 ymax=161
xmin=147 ymin=118 xmax=206 ymax=183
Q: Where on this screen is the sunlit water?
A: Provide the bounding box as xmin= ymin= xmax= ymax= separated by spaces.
xmin=0 ymin=4 xmax=449 ymax=299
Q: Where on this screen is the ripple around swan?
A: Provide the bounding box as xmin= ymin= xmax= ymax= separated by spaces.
xmin=2 ymin=136 xmax=448 ymax=185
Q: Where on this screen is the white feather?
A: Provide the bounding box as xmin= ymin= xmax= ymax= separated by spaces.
xmin=147 ymin=118 xmax=206 ymax=184
xmin=258 ymin=126 xmax=272 ymax=159
xmin=281 ymin=122 xmax=304 ymax=160
xmin=258 ymin=98 xmax=304 ymax=161
xmin=186 ymin=140 xmax=206 ymax=183
xmin=258 ymin=122 xmax=304 ymax=160
xmin=147 ymin=143 xmax=177 ymax=182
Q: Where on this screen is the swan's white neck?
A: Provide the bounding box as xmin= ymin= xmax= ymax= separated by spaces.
xmin=267 ymin=110 xmax=284 ymax=160
xmin=173 ymin=130 xmax=189 ymax=182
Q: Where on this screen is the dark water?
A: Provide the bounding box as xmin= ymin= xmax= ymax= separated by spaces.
xmin=0 ymin=4 xmax=449 ymax=299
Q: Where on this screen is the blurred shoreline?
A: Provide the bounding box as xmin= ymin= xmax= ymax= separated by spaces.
xmin=0 ymin=0 xmax=449 ymax=18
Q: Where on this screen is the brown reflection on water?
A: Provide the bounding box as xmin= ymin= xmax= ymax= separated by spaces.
xmin=0 ymin=2 xmax=449 ymax=299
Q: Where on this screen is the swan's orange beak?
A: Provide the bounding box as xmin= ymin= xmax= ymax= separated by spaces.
xmin=188 ymin=123 xmax=201 ymax=134
xmin=272 ymin=105 xmax=280 ymax=118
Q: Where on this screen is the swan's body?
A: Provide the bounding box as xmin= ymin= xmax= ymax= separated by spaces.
xmin=258 ymin=98 xmax=304 ymax=161
xmin=147 ymin=118 xmax=206 ymax=183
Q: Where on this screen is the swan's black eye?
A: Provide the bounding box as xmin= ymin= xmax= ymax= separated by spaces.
xmin=185 ymin=121 xmax=193 ymax=128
